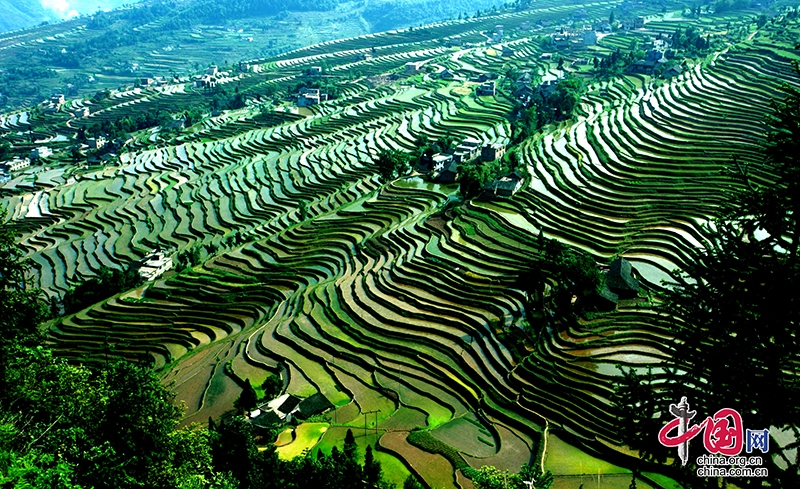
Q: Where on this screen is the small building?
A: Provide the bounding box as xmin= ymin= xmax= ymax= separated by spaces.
xmin=449 ymin=35 xmax=462 ymax=46
xmin=31 ymin=147 xmax=51 ymax=160
xmin=483 ymin=171 xmax=524 ymax=198
xmin=492 ymin=24 xmax=504 ymax=42
xmin=73 ymin=107 xmax=89 ymax=118
xmin=481 ymin=143 xmax=506 ymax=162
xmin=250 ymin=409 xmax=281 ymax=431
xmin=138 ymin=250 xmax=173 ymax=281
xmin=606 ymin=257 xmax=640 ymax=298
xmin=431 ymin=153 xmax=453 ymax=172
xmin=635 ymin=16 xmax=645 ymax=29
xmin=663 ymin=64 xmax=684 ymax=79
xmin=520 ymin=21 xmax=531 ymax=31
xmin=295 ymin=393 xmax=334 ymax=420
xmin=140 ymin=78 xmax=154 ymax=86
xmin=439 ymin=69 xmax=455 ymax=80
xmin=51 ymin=94 xmax=65 ymax=107
xmin=538 ymin=78 xmax=560 ymax=98
xmin=501 ymin=45 xmax=516 ymax=57
xmin=432 ymin=160 xmax=459 ymax=183
xmin=476 ymin=81 xmax=496 ymax=96
xmin=583 ymin=30 xmax=597 ymax=46
xmin=308 ymin=66 xmax=322 ymax=75
xmin=552 ymin=35 xmax=571 ymax=50
xmin=86 ymin=137 xmax=106 ymax=150
xmin=405 ymin=61 xmax=426 ymax=74
xmin=629 ymin=60 xmax=657 ymax=75
xmin=297 ymin=88 xmax=327 ymax=107
xmin=0 ymin=172 xmax=10 ymax=184
xmin=3 ymin=158 xmax=31 ymax=172
xmin=594 ymin=21 xmax=612 ymax=33
xmin=205 ymin=65 xmax=219 ymax=76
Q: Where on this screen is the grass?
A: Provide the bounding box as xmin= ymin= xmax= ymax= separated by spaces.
xmin=275 ymin=422 xmax=330 ymax=461
xmin=544 ymin=433 xmax=629 ymax=476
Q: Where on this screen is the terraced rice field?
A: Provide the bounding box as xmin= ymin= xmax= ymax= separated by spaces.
xmin=4 ymin=5 xmax=799 ymax=487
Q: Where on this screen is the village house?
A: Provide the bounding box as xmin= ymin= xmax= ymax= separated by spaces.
xmin=538 ymin=78 xmax=560 ymax=98
xmin=629 ymin=60 xmax=657 ymax=75
xmin=606 ymin=257 xmax=640 ymax=298
xmin=476 ymin=81 xmax=496 ymax=96
xmin=249 ymin=391 xmax=333 ymax=432
xmin=432 ymin=160 xmax=459 ymax=183
xmin=481 ymin=143 xmax=506 ymax=162
xmin=30 ymin=147 xmax=51 ymax=160
xmin=502 ymin=45 xmax=516 ymax=57
xmin=297 ymin=88 xmax=328 ymax=107
xmin=482 ymin=171 xmax=525 ymax=198
xmin=449 ymin=35 xmax=462 ymax=46
xmin=308 ymin=66 xmax=323 ymax=75
xmin=492 ymin=25 xmax=504 ymax=42
xmin=86 ymin=137 xmax=106 ymax=150
xmin=594 ymin=21 xmax=612 ymax=33
xmin=439 ymin=69 xmax=455 ymax=80
xmin=405 ymin=61 xmax=426 ymax=74
xmin=1 ymin=157 xmax=31 ymax=174
xmin=431 ymin=153 xmax=453 ymax=172
xmin=583 ymin=30 xmax=597 ymax=46
xmin=205 ymin=65 xmax=219 ymax=76
xmin=137 ymin=249 xmax=173 ymax=281
xmin=552 ymin=34 xmax=571 ymax=50
xmin=663 ymin=64 xmax=684 ymax=79
xmin=73 ymin=107 xmax=89 ymax=118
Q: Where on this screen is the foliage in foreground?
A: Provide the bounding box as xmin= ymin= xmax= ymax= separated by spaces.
xmin=612 ymin=57 xmax=800 ymax=488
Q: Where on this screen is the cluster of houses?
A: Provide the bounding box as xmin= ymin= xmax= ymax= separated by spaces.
xmin=193 ymin=66 xmax=232 ymax=89
xmin=550 ymin=27 xmax=598 ymax=51
xmin=628 ymin=38 xmax=685 ymax=77
xmin=43 ymin=94 xmax=66 ymax=114
xmin=248 ymin=392 xmax=334 ymax=432
xmin=422 ymin=137 xmax=524 ymax=198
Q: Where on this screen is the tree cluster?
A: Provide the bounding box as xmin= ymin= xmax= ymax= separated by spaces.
xmin=62 ymin=265 xmax=144 ymax=315
xmin=85 ymin=110 xmax=174 ymax=140
xmin=373 ymin=148 xmax=413 ymax=182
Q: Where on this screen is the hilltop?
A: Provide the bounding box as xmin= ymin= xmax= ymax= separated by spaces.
xmin=1 ymin=0 xmax=799 ymax=488
xmin=0 ymin=0 xmax=506 ymax=110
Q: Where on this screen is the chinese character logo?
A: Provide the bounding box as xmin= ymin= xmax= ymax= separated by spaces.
xmin=746 ymin=429 xmax=769 ymax=454
xmin=658 ymin=397 xmax=769 ymax=465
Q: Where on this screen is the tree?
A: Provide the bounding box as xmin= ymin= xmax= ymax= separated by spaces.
xmin=235 ymin=379 xmax=259 ymax=412
xmin=459 ymin=161 xmax=495 ymax=199
xmin=373 ymin=149 xmax=412 ymax=182
xmin=364 ymin=445 xmax=382 ymax=487
xmin=261 ymin=373 xmax=283 ymax=400
xmin=466 ymin=464 xmax=553 ymax=489
xmin=0 ymin=208 xmax=49 ymax=390
xmin=404 ymin=475 xmax=425 ymax=489
xmin=211 ymin=417 xmax=266 ymax=489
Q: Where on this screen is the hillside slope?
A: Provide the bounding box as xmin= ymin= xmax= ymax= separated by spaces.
xmin=0 ymin=0 xmax=54 ymax=32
